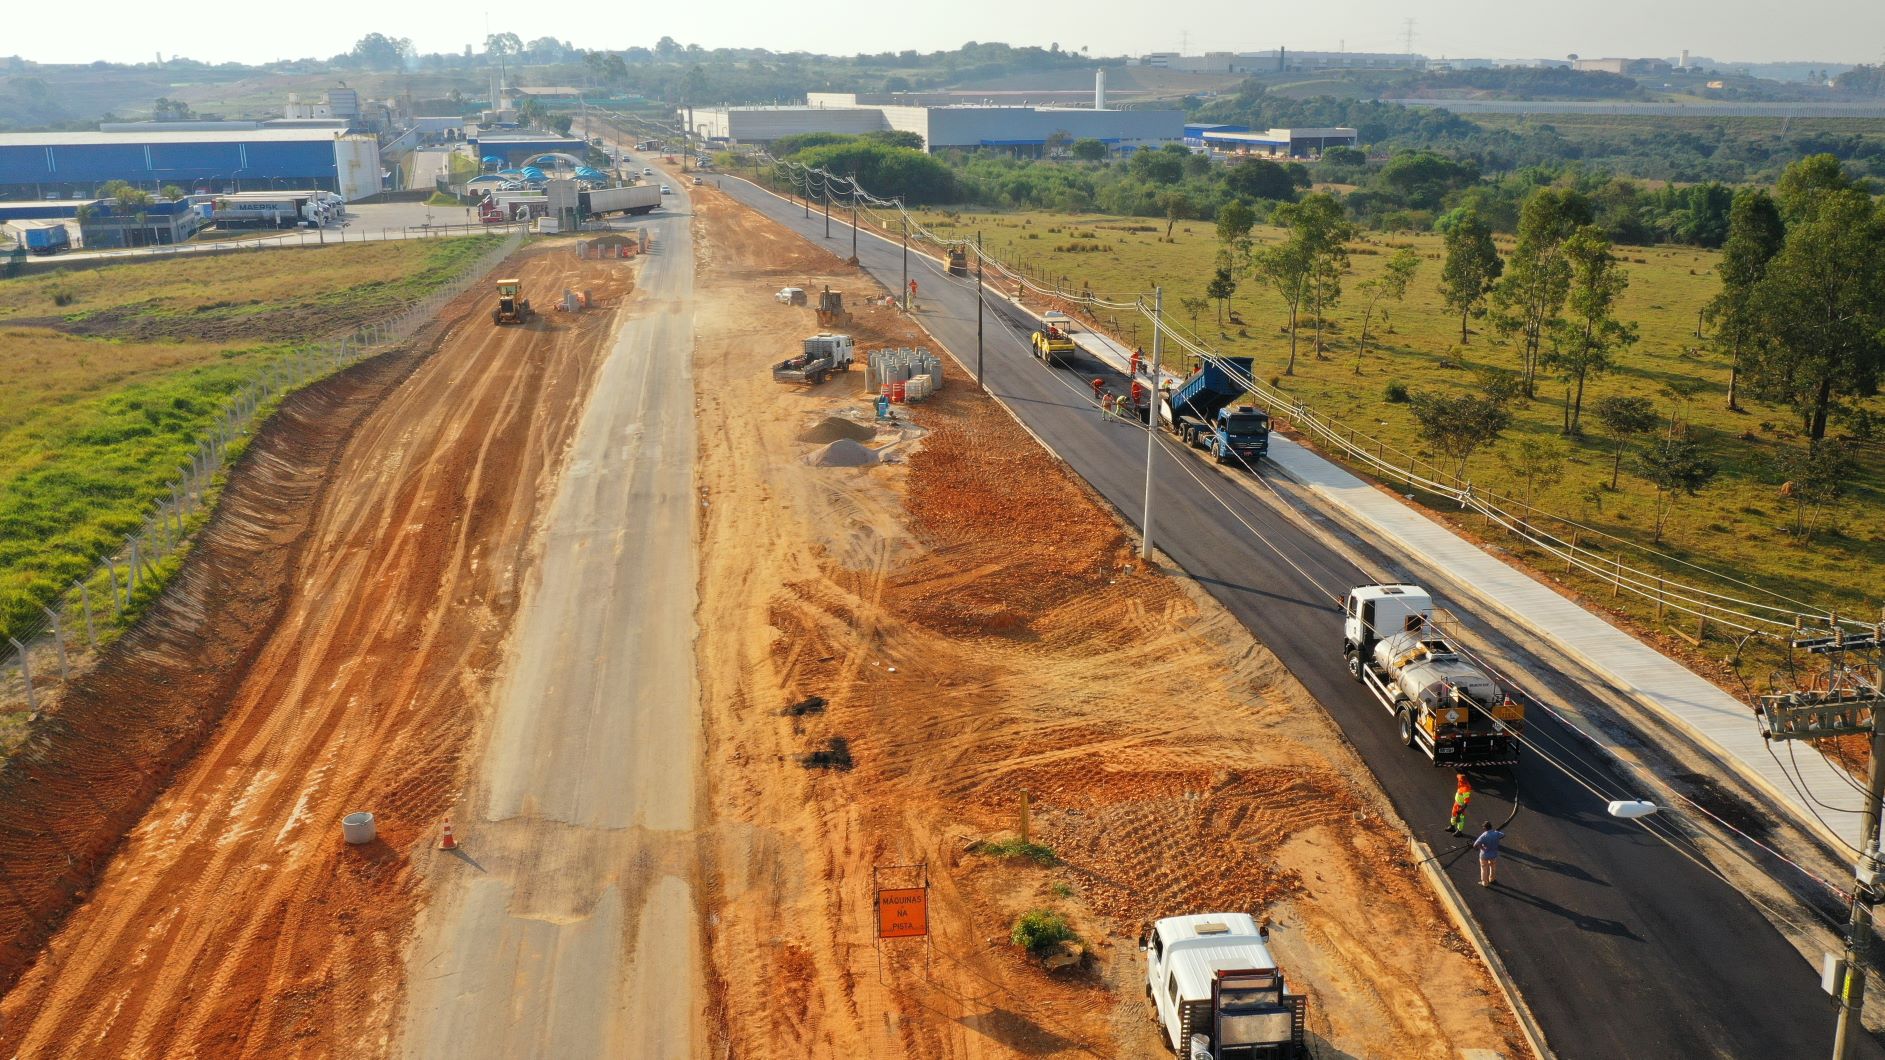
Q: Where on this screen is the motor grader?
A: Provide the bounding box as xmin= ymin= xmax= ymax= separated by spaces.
xmin=492 ymin=279 xmax=533 ymax=325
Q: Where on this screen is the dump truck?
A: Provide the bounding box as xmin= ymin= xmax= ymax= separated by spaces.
xmin=773 ymin=333 xmax=854 ymax=385
xmin=492 ymin=279 xmax=533 ymax=325
xmin=1342 ymin=584 xmax=1524 ymax=768
xmin=1141 ymin=913 xmax=1306 ymax=1059
xmin=1031 ymin=322 xmax=1078 ymax=367
xmin=1157 ymin=357 xmax=1268 ymax=466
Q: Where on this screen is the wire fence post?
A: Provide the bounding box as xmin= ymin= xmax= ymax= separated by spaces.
xmin=108 ymin=563 xmax=122 ymax=617
xmin=42 ymin=607 xmax=68 ymax=680
xmin=8 ymin=638 xmax=33 ymax=713
xmin=77 ymin=580 xmax=95 ymax=646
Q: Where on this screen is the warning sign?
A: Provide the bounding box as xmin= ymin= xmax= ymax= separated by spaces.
xmin=877 ymin=887 xmax=928 ymax=939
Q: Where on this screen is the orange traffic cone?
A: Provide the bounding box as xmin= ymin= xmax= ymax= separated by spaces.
xmin=439 ymin=820 xmax=458 ymax=850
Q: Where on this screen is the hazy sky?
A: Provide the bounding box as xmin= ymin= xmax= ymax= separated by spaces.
xmin=11 ymin=0 xmax=1882 ymax=66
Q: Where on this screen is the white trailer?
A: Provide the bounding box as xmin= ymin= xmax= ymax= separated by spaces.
xmin=1341 ymin=584 xmax=1524 ymax=768
xmin=580 ymin=184 xmax=661 ymax=217
xmin=1140 ymin=914 xmax=1305 ymax=1059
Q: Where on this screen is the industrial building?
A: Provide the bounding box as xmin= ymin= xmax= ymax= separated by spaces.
xmin=1196 ymin=127 xmax=1359 ymax=158
xmin=1140 ymin=49 xmax=1424 ymax=72
xmin=0 ymin=128 xmax=381 ymax=201
xmin=468 ymin=132 xmax=592 ymax=167
xmin=693 ymin=74 xmax=1182 ymax=154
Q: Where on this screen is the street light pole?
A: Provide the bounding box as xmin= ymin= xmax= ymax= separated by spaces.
xmin=1140 ymin=287 xmax=1162 ymax=562
xmin=1835 ymin=719 xmax=1885 ymax=1060
xmin=976 ymin=231 xmax=985 ymax=388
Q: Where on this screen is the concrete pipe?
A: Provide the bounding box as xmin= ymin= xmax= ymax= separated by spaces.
xmin=342 ymin=811 xmax=377 ymax=844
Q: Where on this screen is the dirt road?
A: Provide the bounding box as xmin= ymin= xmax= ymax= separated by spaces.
xmin=0 ymin=246 xmax=633 ymax=1057
xmin=399 ymin=196 xmax=703 ymax=1057
xmin=687 ymin=185 xmax=1522 ymax=1057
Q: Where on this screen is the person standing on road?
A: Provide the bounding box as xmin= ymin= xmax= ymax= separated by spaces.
xmin=1448 ymin=772 xmax=1472 ymax=835
xmin=1091 ymin=376 xmax=1106 ymax=409
xmin=1473 ymin=821 xmax=1505 ymax=886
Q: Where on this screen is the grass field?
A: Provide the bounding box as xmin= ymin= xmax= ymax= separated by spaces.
xmin=909 ymin=207 xmax=1882 ymax=666
xmin=0 ymin=237 xmax=503 ymax=640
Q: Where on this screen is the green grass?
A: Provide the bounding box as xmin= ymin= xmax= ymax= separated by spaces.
xmin=910 ymin=207 xmax=1883 ymax=674
xmin=0 ymin=236 xmax=504 ymax=639
xmin=1010 ymin=909 xmax=1078 ymax=954
xmin=973 ymin=837 xmax=1061 ymax=865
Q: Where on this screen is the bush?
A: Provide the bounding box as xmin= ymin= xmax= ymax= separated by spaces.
xmin=1010 ymin=909 xmax=1077 ymax=954
xmin=1384 ymin=380 xmax=1410 ymax=403
xmin=974 ymin=838 xmax=1059 ymax=865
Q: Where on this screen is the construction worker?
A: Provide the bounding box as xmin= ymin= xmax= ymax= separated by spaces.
xmin=1448 ymin=771 xmax=1472 ymax=836
xmin=1130 ymin=348 xmax=1143 ymax=378
xmin=1091 ymin=376 xmax=1106 ymax=407
xmin=1101 ymin=391 xmax=1117 ymax=419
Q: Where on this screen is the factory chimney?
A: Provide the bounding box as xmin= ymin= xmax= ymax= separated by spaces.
xmin=1095 ymin=68 xmax=1106 ymax=110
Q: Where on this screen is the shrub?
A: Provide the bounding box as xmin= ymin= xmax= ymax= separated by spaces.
xmin=974 ymin=838 xmax=1059 ymax=865
xmin=1384 ymin=380 xmax=1410 ymax=403
xmin=1010 ymin=909 xmax=1077 ymax=954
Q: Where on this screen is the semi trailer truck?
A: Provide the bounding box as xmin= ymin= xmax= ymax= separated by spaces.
xmin=1158 ymin=357 xmax=1269 ymax=467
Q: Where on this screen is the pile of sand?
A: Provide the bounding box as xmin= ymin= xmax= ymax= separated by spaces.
xmin=808 ymin=439 xmax=878 ymax=467
xmin=798 ymin=417 xmax=876 ymax=444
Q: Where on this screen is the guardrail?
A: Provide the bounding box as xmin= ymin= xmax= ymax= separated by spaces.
xmin=0 ymin=230 xmax=527 ymax=716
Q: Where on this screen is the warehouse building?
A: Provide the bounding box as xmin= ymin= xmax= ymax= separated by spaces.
xmin=467 ymin=132 xmax=592 ymax=167
xmin=0 ymin=128 xmax=381 ymax=201
xmin=1198 ymin=127 xmax=1359 ymax=158
xmin=692 ymin=82 xmax=1182 ymax=155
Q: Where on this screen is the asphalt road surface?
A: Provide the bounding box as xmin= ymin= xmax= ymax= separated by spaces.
xmin=401 ymin=187 xmax=701 ymax=1057
xmin=720 ymin=174 xmax=1873 ymax=1059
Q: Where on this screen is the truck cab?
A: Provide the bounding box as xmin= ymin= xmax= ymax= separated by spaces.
xmin=1141 ymin=914 xmax=1306 ymax=1059
xmin=1211 ymin=405 xmax=1270 ymax=466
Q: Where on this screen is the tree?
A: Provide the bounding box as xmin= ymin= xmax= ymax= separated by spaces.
xmin=349 ymin=33 xmax=412 ymax=70
xmin=1636 ymin=436 xmax=1717 ymax=543
xmin=1499 ymin=437 xmax=1567 ymax=510
xmin=1592 ymin=395 xmax=1659 ymax=489
xmin=1223 ymin=157 xmax=1296 ymax=201
xmin=1179 ymin=295 xmax=1210 ymax=332
xmin=1069 ymin=138 xmax=1107 ymax=162
xmin=1160 ymin=189 xmax=1194 ymax=240
xmin=1775 ymin=152 xmax=1857 ymax=224
xmin=1543 ymin=226 xmax=1635 ymax=435
xmin=1437 ymin=207 xmax=1502 ymax=344
xmin=1206 ymin=267 xmax=1237 ymax=325
xmin=1769 ymin=439 xmax=1857 ymax=541
xmin=1044 ymin=129 xmax=1073 ymax=156
xmin=1491 ymin=187 xmax=1590 ymax=398
xmin=485 ymin=32 xmax=523 ymax=60
xmin=1215 ymin=199 xmax=1255 ymax=246
xmin=1254 ymin=235 xmax=1312 ymax=375
xmin=1410 ymin=392 xmax=1514 ymax=480
xmin=1745 ymin=184 xmax=1885 ymax=440
xmin=863 ymin=129 xmax=925 ymax=150
xmin=1707 ymin=189 xmax=1784 ymax=412
xmin=1355 ymin=247 xmax=1419 ymax=373
xmin=159 ymin=184 xmax=184 ymax=201
xmin=1257 ymin=194 xmax=1352 ymax=374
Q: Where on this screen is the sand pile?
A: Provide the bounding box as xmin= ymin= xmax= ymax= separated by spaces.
xmin=808 ymin=439 xmax=878 ymax=467
xmin=797 ymin=416 xmax=876 ymax=444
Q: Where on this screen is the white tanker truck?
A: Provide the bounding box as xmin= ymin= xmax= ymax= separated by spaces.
xmin=1342 ymin=584 xmax=1524 ymax=769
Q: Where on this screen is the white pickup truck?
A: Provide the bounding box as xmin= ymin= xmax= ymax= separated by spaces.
xmin=1141 ymin=913 xmax=1306 ymax=1059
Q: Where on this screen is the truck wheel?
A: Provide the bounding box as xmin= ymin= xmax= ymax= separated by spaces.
xmin=1397 ymin=708 xmax=1415 ymax=747
xmin=1345 ymin=650 xmax=1363 ymax=681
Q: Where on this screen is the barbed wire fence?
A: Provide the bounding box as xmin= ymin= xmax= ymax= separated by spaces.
xmin=0 ymin=230 xmax=525 ymax=716
xmin=752 ymin=156 xmax=1876 ymax=649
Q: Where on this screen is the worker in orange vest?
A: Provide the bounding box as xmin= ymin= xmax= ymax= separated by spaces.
xmin=1448 ymin=772 xmax=1472 ymax=836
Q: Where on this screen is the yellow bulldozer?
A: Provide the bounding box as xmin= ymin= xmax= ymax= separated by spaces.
xmin=492 ymin=279 xmax=533 ymax=325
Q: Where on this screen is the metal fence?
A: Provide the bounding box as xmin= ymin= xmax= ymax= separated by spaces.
xmin=0 ymin=230 xmax=526 ymax=715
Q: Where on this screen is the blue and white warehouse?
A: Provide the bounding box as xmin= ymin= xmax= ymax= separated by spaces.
xmin=0 ymin=129 xmax=382 ymax=201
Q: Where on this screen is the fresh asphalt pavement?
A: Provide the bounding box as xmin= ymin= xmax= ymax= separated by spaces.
xmin=717 ymin=174 xmax=1876 ymax=1059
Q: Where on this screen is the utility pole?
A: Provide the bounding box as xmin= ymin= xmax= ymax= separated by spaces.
xmin=1752 ymin=628 xmax=1885 ymax=1060
xmin=976 ymin=232 xmax=985 ymax=388
xmin=1141 ymin=287 xmax=1162 ymax=561
xmin=823 ymin=171 xmax=831 ymax=239
xmin=802 ymin=170 xmax=810 ymax=218
xmin=850 ymin=173 xmax=859 ymax=263
xmin=901 ymin=216 xmax=910 ymax=312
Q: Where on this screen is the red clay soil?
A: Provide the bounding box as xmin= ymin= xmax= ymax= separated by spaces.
xmin=0 ymin=245 xmax=632 ymax=1057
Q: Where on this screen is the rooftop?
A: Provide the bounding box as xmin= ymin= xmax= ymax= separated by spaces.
xmin=0 ymin=129 xmax=354 ymax=147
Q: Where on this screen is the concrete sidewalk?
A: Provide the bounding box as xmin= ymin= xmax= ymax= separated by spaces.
xmin=1066 ymin=324 xmax=1862 ymax=853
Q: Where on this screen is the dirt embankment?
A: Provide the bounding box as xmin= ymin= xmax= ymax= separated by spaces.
xmin=690 ymin=185 xmax=1523 ymax=1058
xmin=0 ymin=245 xmax=634 ymax=1057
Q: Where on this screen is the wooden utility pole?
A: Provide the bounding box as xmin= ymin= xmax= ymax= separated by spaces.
xmin=850 ymin=173 xmax=858 ymax=263
xmin=901 ymin=217 xmax=909 ymax=312
xmin=822 ymin=171 xmax=830 ymax=239
xmin=1141 ymin=288 xmax=1162 ymax=561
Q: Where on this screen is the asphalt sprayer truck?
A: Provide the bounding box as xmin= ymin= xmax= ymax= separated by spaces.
xmin=1141 ymin=913 xmax=1306 ymax=1059
xmin=1158 ymin=357 xmax=1269 ymax=467
xmin=1342 ymin=584 xmax=1524 ymax=768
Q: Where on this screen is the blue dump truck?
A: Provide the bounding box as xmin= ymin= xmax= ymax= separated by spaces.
xmin=1160 ymin=356 xmax=1269 ymax=467
xmin=9 ymin=219 xmax=71 ymax=255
